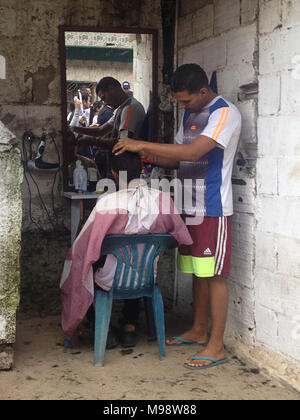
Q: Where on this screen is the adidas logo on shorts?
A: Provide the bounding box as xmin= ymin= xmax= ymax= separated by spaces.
xmin=204 ymin=248 xmax=212 ymax=256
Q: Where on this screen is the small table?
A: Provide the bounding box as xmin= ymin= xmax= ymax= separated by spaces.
xmin=64 ymin=191 xmax=101 ymax=243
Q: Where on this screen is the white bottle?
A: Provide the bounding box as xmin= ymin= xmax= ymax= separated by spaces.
xmin=73 ymin=160 xmax=87 ymax=193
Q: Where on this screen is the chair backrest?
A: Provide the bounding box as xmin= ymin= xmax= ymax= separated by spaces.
xmin=101 ymin=234 xmax=178 ymax=293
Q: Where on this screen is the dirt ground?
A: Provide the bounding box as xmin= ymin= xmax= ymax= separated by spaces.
xmin=0 ymin=313 xmax=299 ymax=401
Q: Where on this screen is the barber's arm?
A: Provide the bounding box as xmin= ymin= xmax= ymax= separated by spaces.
xmin=112 ymin=135 xmax=217 ymax=165
xmin=71 ymin=122 xmax=112 ymax=138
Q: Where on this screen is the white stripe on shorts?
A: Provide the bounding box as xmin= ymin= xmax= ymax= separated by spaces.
xmin=215 ymin=217 xmax=227 ymax=275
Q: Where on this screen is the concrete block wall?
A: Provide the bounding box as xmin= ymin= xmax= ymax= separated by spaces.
xmin=0 ymin=0 xmax=163 ymax=232
xmin=256 ymin=0 xmax=300 ymax=362
xmin=177 ymin=0 xmax=259 ymax=344
xmin=176 ymin=0 xmax=300 ymax=365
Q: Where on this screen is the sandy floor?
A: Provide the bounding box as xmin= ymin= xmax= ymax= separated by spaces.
xmin=0 ymin=314 xmax=299 ymax=401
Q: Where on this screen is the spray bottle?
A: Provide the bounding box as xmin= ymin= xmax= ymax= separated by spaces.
xmin=73 ymin=160 xmax=87 ymax=193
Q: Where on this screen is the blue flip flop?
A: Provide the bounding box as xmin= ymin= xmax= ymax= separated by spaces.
xmin=184 ymin=356 xmax=229 ymax=370
xmin=166 ymin=336 xmax=207 ymax=347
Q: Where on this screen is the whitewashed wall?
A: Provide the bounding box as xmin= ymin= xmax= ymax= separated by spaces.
xmin=132 ymin=34 xmax=153 ymax=112
xmin=175 ymin=0 xmax=300 ymax=365
xmin=175 ymin=0 xmax=259 ymax=345
xmin=256 ymin=0 xmax=300 ymax=362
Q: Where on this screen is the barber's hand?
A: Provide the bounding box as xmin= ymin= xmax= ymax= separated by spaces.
xmin=74 ymin=98 xmax=82 ymax=110
xmin=112 ymin=138 xmax=144 ymax=155
xmin=79 ymin=114 xmax=87 ymax=125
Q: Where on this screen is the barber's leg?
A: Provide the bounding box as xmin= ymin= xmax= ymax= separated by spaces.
xmin=122 ymin=299 xmax=140 ymax=331
xmin=166 ymin=276 xmax=209 ymax=345
xmin=185 ymin=275 xmax=228 ymax=367
xmin=119 ymin=299 xmax=140 ymax=348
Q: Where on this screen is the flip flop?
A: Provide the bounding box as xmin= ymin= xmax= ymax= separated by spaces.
xmin=166 ymin=336 xmax=207 ymax=347
xmin=184 ymin=356 xmax=229 ymax=370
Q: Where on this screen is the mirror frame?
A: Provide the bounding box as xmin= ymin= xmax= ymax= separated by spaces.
xmin=59 ymin=25 xmax=159 ymax=191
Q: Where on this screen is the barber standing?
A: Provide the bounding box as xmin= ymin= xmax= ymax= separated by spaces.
xmin=113 ymin=64 xmax=242 ymax=370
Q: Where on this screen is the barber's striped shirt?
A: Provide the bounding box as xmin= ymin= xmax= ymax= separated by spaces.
xmin=176 ymin=96 xmax=241 ymax=217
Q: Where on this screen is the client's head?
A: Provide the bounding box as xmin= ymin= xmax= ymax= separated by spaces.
xmin=110 ymin=152 xmax=142 ymax=185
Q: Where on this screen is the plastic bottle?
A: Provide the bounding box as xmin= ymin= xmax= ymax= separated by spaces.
xmin=73 ymin=160 xmax=87 ymax=193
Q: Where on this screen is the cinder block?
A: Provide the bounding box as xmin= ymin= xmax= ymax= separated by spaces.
xmin=202 ymin=36 xmax=227 ymax=72
xmin=182 ymin=35 xmax=227 ymax=72
xmin=255 ymin=305 xmax=279 ymax=348
xmin=282 ymin=0 xmax=300 ymax=28
xmin=193 ymin=5 xmax=214 ymax=42
xmin=260 ymin=26 xmax=300 ymax=75
xmin=259 ymin=0 xmax=282 ymax=34
xmin=255 ymin=231 xmax=277 ymax=272
xmin=256 ymin=156 xmax=278 ymax=195
xmin=278 ymin=158 xmax=300 ymax=197
xmin=241 ymin=0 xmax=259 ymax=25
xmin=259 ymin=30 xmax=281 ymax=75
xmin=278 ymin=314 xmax=300 ymax=362
xmin=179 ymin=0 xmax=210 ymax=17
xmin=281 ymin=71 xmax=300 ymax=115
xmin=277 ymin=236 xmax=300 ymax=277
xmin=225 ymin=65 xmax=258 ymax=101
xmin=256 ymin=196 xmax=300 ymax=236
xmin=178 ymin=13 xmax=194 ymax=49
xmin=182 ymin=39 xmax=204 ymax=66
xmin=255 ymin=269 xmax=283 ymax=313
xmin=214 ymin=0 xmax=241 ymax=35
xmin=226 ymin=24 xmax=257 ymax=66
xmin=257 ymin=115 xmax=300 ymax=157
xmin=258 ymin=74 xmax=281 ymax=116
xmin=256 ymin=268 xmax=300 ymax=317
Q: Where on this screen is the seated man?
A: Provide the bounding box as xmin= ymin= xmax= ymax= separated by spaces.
xmin=60 ymin=152 xmax=193 ymax=346
xmin=70 ymin=77 xmax=145 ymax=179
xmin=70 ymin=77 xmax=146 ymax=159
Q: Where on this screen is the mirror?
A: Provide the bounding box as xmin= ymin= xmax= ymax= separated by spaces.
xmin=59 ymin=26 xmax=158 ymax=190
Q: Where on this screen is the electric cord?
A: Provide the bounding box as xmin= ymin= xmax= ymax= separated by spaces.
xmin=21 ymin=132 xmax=63 ymax=232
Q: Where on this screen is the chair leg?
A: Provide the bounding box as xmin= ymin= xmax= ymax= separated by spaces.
xmin=153 ymin=285 xmax=166 ymax=359
xmin=144 ymin=297 xmax=157 ymax=340
xmin=94 ymin=290 xmax=113 ymax=366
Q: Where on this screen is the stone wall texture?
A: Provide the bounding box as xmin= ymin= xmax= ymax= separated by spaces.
xmin=0 ymin=121 xmax=23 ymax=369
xmin=255 ymin=0 xmax=300 ymax=362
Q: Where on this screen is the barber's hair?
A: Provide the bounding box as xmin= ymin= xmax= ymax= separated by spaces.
xmin=81 ymin=92 xmax=89 ymax=102
xmin=110 ymin=152 xmax=142 ymax=183
xmin=92 ymin=100 xmax=102 ymax=111
xmin=171 ymin=64 xmax=209 ymax=94
xmin=96 ymin=77 xmax=121 ymax=94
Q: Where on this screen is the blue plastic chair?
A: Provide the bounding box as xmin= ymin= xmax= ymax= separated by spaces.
xmin=93 ymin=234 xmax=178 ymax=366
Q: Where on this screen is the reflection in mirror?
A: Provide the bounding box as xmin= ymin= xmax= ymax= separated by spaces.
xmin=60 ymin=27 xmax=158 ymax=191
xmin=65 ymin=31 xmax=153 ymax=114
